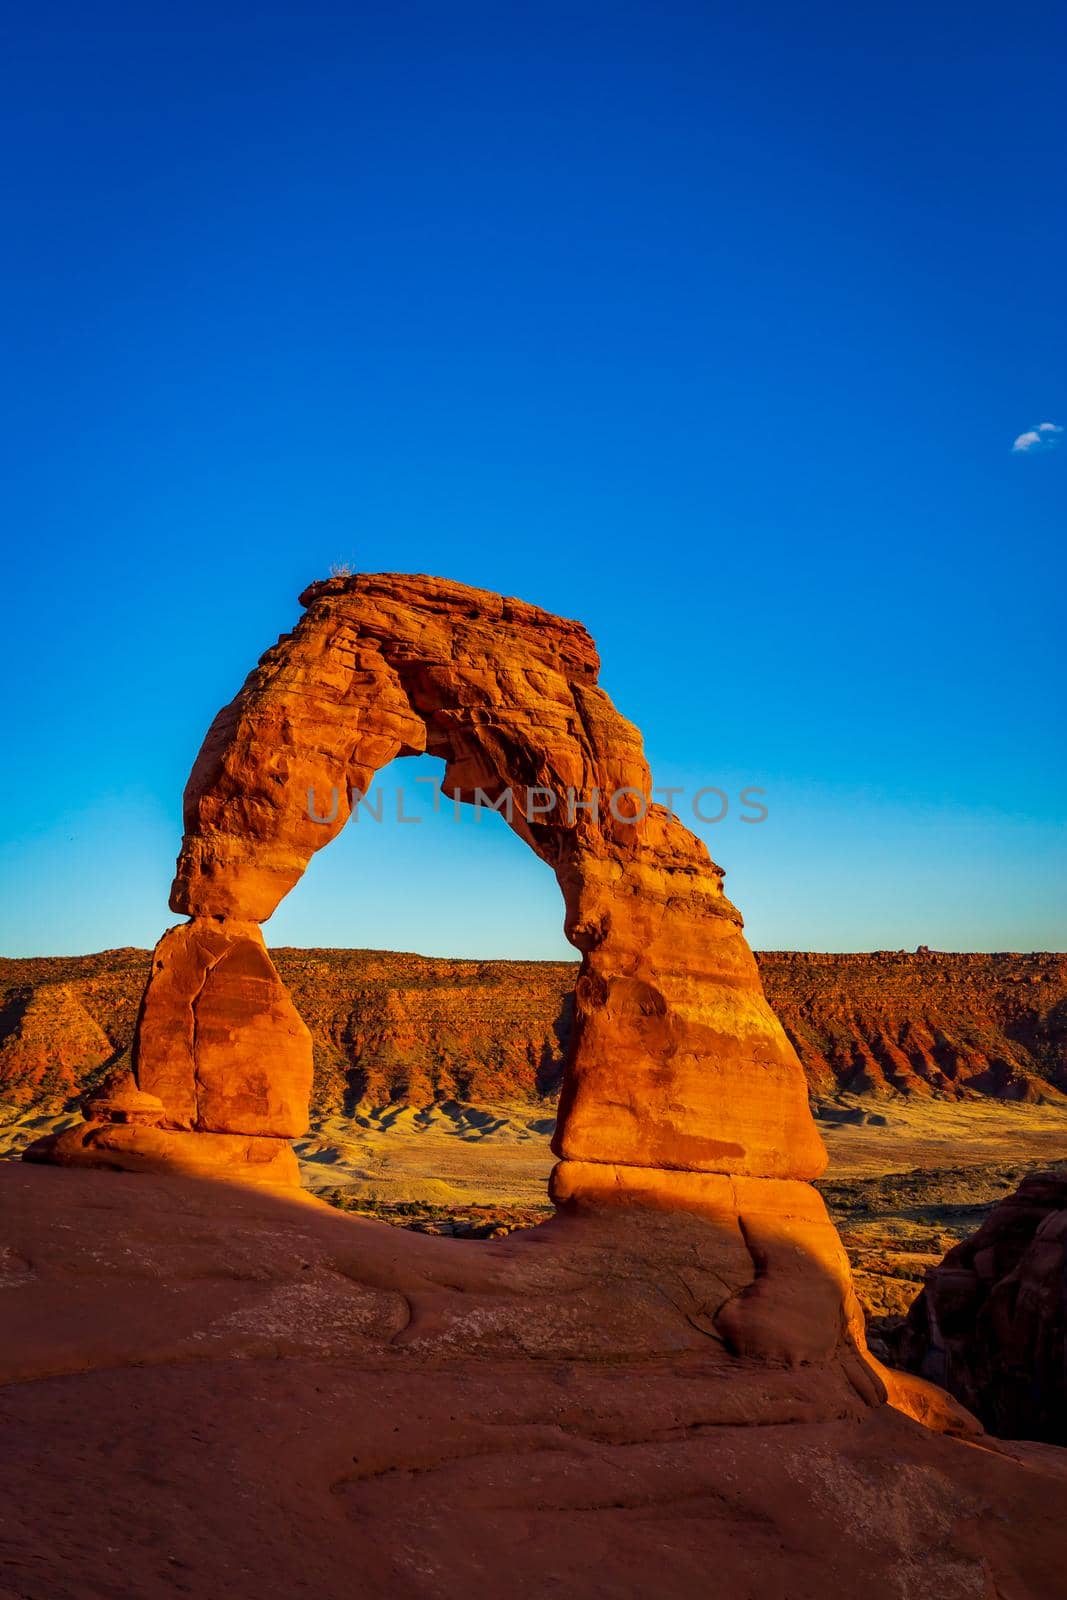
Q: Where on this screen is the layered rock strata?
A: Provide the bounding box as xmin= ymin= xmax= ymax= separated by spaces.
xmin=6 ymin=948 xmax=1064 ymax=1112
xmin=759 ymin=950 xmax=1067 ymax=1101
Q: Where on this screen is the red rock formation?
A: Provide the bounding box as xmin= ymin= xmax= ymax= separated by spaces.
xmin=20 ymin=572 xmax=975 ymax=1448
xmin=82 ymin=1069 xmax=163 ymax=1125
xmin=33 ymin=572 xmax=823 ymax=1190
xmin=164 ymin=572 xmax=824 ymax=1183
xmin=757 ymin=950 xmax=1067 ymax=1101
xmin=133 ymin=921 xmax=312 ymax=1137
xmin=33 ymin=921 xmax=312 ymax=1183
xmin=901 ymin=1174 xmax=1067 ymax=1442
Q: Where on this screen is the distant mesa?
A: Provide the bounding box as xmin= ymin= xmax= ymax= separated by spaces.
xmin=0 ymin=983 xmax=113 ymax=1106
xmin=5 ymin=947 xmax=1065 ymax=1112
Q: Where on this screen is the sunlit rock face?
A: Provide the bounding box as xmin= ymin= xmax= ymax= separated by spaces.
xmin=133 ymin=920 xmax=312 ymax=1138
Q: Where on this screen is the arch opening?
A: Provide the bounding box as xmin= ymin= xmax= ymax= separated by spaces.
xmin=267 ymin=748 xmax=576 ymax=1235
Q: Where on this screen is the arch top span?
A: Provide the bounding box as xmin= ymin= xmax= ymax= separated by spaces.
xmin=32 ymin=572 xmax=828 ymax=1190
xmin=172 ymin=570 xmax=655 ymax=925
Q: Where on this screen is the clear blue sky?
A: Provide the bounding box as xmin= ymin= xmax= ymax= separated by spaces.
xmin=1 ymin=1 xmax=1063 ymax=958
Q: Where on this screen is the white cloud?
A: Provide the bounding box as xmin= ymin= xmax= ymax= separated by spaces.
xmin=1013 ymin=421 xmax=1062 ymax=453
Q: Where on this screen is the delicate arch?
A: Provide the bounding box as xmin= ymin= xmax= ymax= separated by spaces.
xmin=127 ymin=572 xmax=823 ymax=1188
xmin=34 ymin=575 xmax=962 ymax=1411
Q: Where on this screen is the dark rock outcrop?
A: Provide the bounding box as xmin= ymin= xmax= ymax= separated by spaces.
xmin=901 ymin=1173 xmax=1067 ymax=1442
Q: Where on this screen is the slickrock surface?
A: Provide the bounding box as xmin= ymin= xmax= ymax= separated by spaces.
xmin=3 ymin=1163 xmax=1067 ymax=1600
xmin=901 ymin=1174 xmax=1067 ymax=1443
xmin=3 ymin=947 xmax=1064 ymax=1117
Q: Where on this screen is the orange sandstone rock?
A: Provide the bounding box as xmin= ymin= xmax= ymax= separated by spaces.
xmin=24 ymin=921 xmax=311 ymax=1185
xmin=82 ymin=1068 xmax=163 ymax=1126
xmin=23 ymin=571 xmax=982 ymax=1450
xmin=159 ymin=571 xmax=824 ymax=1183
xmin=134 ymin=920 xmax=312 ymax=1138
xmin=23 ymin=1122 xmax=301 ymax=1186
xmin=550 ymin=1161 xmax=863 ymax=1366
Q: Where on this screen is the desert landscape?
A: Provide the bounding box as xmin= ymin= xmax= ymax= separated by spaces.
xmin=4 ymin=943 xmax=1067 ymax=1357
xmin=2 ymin=570 xmax=1066 ymax=1598
xmin=4 ymin=10 xmax=1064 ymax=1590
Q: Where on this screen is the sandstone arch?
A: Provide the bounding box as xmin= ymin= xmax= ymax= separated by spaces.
xmin=194 ymin=579 xmax=825 ymax=1190
xmin=26 ymin=571 xmax=975 ymax=1429
xmin=121 ymin=572 xmax=824 ymax=1188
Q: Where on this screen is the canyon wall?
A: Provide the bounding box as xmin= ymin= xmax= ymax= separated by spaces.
xmin=761 ymin=950 xmax=1067 ymax=1102
xmin=2 ymin=947 xmax=1064 ymax=1114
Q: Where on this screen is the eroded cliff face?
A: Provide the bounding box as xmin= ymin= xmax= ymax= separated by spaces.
xmin=0 ymin=948 xmax=149 ymax=1107
xmin=758 ymin=951 xmax=1067 ymax=1102
xmin=3 ymin=948 xmax=1064 ymax=1114
xmin=276 ymin=949 xmax=575 ymax=1110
